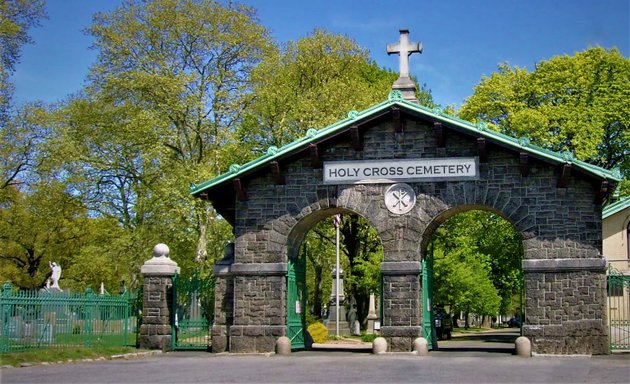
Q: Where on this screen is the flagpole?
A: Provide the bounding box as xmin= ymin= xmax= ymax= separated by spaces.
xmin=335 ymin=215 xmax=340 ymax=338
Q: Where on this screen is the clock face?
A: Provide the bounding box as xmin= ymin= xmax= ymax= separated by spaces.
xmin=385 ymin=183 xmax=416 ymax=215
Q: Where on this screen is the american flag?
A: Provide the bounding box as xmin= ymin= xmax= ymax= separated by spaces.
xmin=333 ymin=214 xmax=341 ymax=228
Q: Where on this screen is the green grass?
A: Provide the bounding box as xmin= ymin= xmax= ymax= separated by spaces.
xmin=451 ymin=326 xmax=487 ymax=335
xmin=0 ymin=346 xmax=143 ymax=367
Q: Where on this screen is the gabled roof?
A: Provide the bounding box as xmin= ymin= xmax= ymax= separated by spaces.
xmin=191 ymin=91 xmax=621 ymax=213
xmin=603 ymin=196 xmax=630 ymax=219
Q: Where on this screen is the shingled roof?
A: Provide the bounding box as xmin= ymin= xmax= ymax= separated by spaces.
xmin=191 ymin=91 xmax=621 ymax=222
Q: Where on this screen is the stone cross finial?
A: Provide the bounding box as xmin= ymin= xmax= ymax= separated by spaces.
xmin=387 ymin=29 xmax=422 ymax=78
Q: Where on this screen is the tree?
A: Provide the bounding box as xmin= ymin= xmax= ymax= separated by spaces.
xmin=0 ymin=181 xmax=87 ymax=289
xmin=460 ymin=48 xmax=630 ymax=195
xmin=0 ymin=103 xmax=50 ymax=193
xmin=0 ymin=0 xmax=46 ymax=118
xmin=429 ymin=210 xmax=522 ymax=325
xmin=80 ymin=0 xmax=274 ymax=264
xmin=242 ymin=29 xmax=431 ymax=152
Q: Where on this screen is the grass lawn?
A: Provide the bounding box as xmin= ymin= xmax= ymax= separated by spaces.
xmin=0 ymin=346 xmax=145 ymax=367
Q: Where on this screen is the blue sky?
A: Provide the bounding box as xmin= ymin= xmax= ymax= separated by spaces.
xmin=11 ymin=0 xmax=629 ymax=108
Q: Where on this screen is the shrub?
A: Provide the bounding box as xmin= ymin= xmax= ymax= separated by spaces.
xmin=361 ymin=333 xmax=378 ymax=343
xmin=307 ymin=322 xmax=329 ymax=344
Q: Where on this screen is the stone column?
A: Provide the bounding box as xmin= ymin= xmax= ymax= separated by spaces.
xmin=522 ymin=257 xmax=608 ymax=355
xmin=211 ymin=243 xmax=234 ymax=353
xmin=138 ymin=243 xmax=180 ymax=351
xmin=380 ymin=261 xmax=422 ymax=351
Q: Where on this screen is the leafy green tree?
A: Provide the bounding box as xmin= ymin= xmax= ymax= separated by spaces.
xmin=76 ymin=0 xmax=274 ymax=264
xmin=0 ymin=103 xmax=50 ymax=193
xmin=430 ymin=210 xmax=522 ymax=325
xmin=0 ymin=0 xmax=46 ymax=118
xmin=460 ymin=48 xmax=630 ymax=195
xmin=0 ymin=181 xmax=86 ymax=289
xmin=242 ymin=29 xmax=435 ymax=154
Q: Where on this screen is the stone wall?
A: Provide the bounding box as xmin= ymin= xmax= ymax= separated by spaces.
xmin=225 ymin=115 xmax=608 ymax=354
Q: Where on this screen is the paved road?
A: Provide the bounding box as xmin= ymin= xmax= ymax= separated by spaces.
xmin=2 ymin=331 xmax=629 ymax=383
xmin=3 ymin=350 xmax=629 ymax=383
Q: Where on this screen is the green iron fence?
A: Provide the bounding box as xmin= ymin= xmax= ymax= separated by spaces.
xmin=0 ymin=282 xmax=139 ymax=353
xmin=608 ymin=267 xmax=630 ymax=352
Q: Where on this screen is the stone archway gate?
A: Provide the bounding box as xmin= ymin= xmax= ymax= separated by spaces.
xmin=191 ymin=91 xmax=620 ymax=355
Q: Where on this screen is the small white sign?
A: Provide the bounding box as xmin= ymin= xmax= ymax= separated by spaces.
xmin=323 ymin=158 xmax=478 ymax=184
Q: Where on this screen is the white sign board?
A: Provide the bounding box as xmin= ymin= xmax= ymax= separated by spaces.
xmin=323 ymin=158 xmax=478 ymax=184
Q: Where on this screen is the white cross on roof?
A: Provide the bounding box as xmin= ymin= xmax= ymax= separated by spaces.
xmin=387 ymin=29 xmax=422 ymax=78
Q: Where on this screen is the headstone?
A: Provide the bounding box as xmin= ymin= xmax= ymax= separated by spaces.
xmin=326 ymin=267 xmax=349 ymax=336
xmin=366 ymin=293 xmax=379 ymax=334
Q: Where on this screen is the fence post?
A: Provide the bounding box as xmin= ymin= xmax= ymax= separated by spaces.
xmin=1 ymin=283 xmax=12 ymax=353
xmin=138 ymin=244 xmax=180 ymax=351
xmin=85 ymin=288 xmax=95 ymax=347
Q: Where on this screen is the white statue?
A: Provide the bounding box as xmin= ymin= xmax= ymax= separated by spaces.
xmin=49 ymin=261 xmax=62 ymax=290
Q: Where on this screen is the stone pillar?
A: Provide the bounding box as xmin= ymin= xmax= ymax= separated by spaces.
xmin=229 ymin=263 xmax=287 ymax=353
xmin=522 ymin=258 xmax=608 ymax=355
xmin=138 ymin=243 xmax=180 ymax=351
xmin=380 ymin=261 xmax=422 ymax=351
xmin=211 ymin=243 xmax=234 ymax=353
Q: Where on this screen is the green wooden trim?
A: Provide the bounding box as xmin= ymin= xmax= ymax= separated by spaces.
xmin=190 ymin=91 xmax=620 ymax=197
xmin=603 ymin=196 xmax=630 ymax=219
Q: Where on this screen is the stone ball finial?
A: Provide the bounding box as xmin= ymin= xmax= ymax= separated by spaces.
xmin=153 ymin=243 xmax=170 ymax=258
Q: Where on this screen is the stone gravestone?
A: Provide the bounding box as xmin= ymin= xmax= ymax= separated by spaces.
xmin=366 ymin=293 xmax=379 ymax=334
xmin=326 ymin=268 xmax=349 ymax=336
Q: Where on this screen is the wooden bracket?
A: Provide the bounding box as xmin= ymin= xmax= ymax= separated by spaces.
xmin=519 ymin=153 xmax=529 ymax=177
xmin=309 ymin=143 xmax=323 ymax=168
xmin=391 ymin=106 xmax=402 ymax=132
xmin=557 ymin=164 xmax=572 ymax=188
xmin=477 ymin=138 xmax=487 ymax=163
xmin=233 ymin=178 xmax=247 ymax=201
xmin=434 ymin=122 xmax=445 ymax=148
xmin=198 ymin=192 xmax=209 ymax=201
xmin=350 ymin=125 xmax=363 ymax=151
xmin=270 ymin=161 xmax=285 ymax=185
xmin=595 ymin=180 xmax=610 ymax=204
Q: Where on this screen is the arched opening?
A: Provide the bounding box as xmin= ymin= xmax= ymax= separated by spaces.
xmin=421 ymin=205 xmax=524 ymax=353
xmin=286 ymin=209 xmax=384 ymax=350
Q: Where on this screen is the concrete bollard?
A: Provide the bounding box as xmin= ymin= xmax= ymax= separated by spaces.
xmin=412 ymin=337 xmax=429 ymax=356
xmin=276 ymin=336 xmax=292 ymax=355
xmin=372 ymin=337 xmax=388 ymax=354
xmin=515 ymin=336 xmax=531 ymax=357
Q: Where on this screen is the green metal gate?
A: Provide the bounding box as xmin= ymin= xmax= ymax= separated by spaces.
xmin=608 ymin=267 xmax=630 ymax=352
xmin=422 ymin=255 xmax=436 ymax=349
xmin=287 ymin=256 xmax=306 ymax=349
xmin=172 ymin=272 xmax=213 ymax=350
